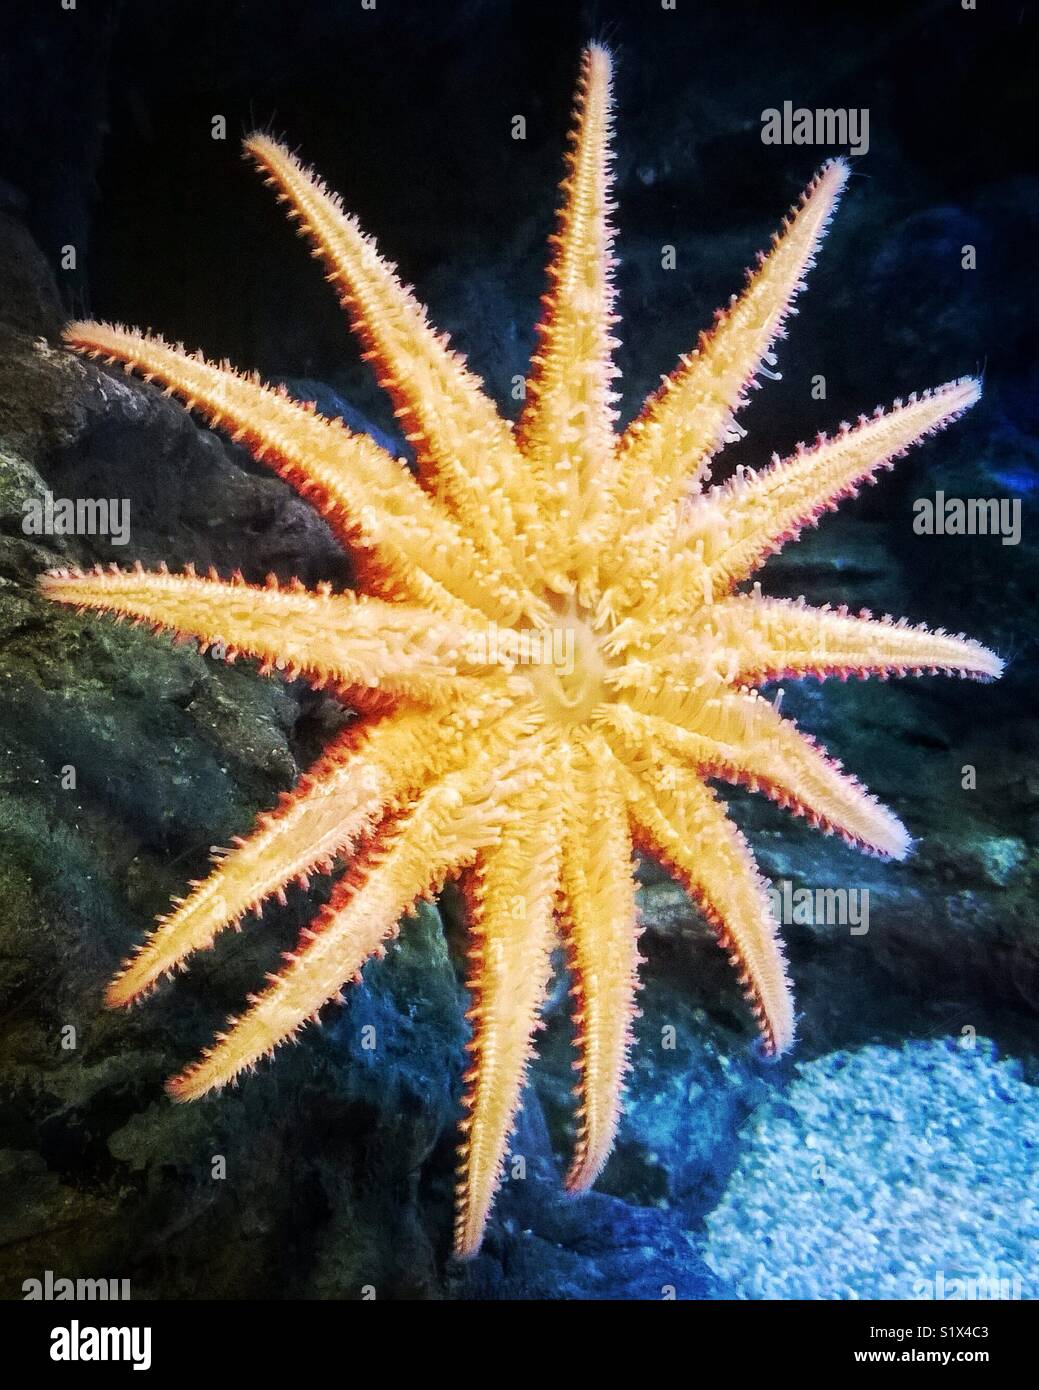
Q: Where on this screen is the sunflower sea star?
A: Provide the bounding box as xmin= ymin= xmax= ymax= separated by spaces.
xmin=42 ymin=44 xmax=1001 ymax=1257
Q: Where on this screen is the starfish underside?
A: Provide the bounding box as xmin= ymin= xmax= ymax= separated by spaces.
xmin=43 ymin=44 xmax=1001 ymax=1257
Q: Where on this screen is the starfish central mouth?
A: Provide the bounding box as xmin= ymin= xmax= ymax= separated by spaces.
xmin=524 ymin=611 xmax=610 ymax=727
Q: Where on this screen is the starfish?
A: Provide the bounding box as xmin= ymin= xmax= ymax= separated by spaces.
xmin=42 ymin=43 xmax=1001 ymax=1258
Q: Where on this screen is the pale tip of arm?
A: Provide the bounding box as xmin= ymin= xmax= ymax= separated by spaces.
xmin=966 ymin=641 xmax=1004 ymax=681
xmin=941 ymin=374 xmax=982 ymax=414
xmin=882 ymin=815 xmax=913 ymax=864
xmin=242 ymin=130 xmax=286 ymax=160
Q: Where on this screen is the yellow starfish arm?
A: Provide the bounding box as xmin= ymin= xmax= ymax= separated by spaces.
xmin=616 ymin=376 xmax=982 ymax=629
xmin=674 ymin=594 xmax=1005 ymax=684
xmin=558 ymin=738 xmax=640 ymax=1193
xmin=40 ymin=563 xmax=499 ymax=703
xmin=517 ymin=44 xmax=620 ymax=596
xmin=616 ymin=755 xmax=794 ymax=1055
xmin=168 ymin=719 xmax=536 ymax=1104
xmin=244 ymin=134 xmax=533 ymax=589
xmin=606 ymin=161 xmax=848 ymax=539
xmin=63 ymin=321 xmax=526 ymax=623
xmin=696 ymin=376 xmax=982 ymax=598
xmin=454 ymin=762 xmax=563 ymax=1257
xmin=610 ymin=694 xmax=909 ymax=858
xmin=104 ymin=707 xmax=477 ymax=1006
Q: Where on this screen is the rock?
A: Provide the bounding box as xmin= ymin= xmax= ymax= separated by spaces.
xmin=448 ymin=1090 xmax=730 ymax=1300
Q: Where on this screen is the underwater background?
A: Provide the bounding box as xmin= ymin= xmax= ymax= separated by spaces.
xmin=0 ymin=0 xmax=1036 ymax=1299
